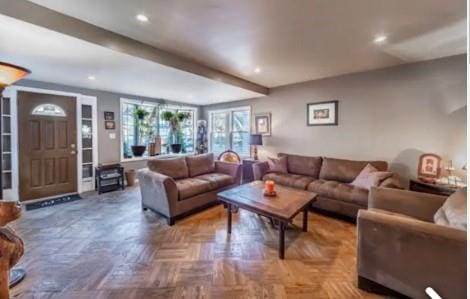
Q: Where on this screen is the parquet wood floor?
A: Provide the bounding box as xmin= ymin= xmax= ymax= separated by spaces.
xmin=9 ymin=186 xmax=384 ymax=299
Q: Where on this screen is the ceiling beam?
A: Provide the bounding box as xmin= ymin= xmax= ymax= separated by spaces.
xmin=0 ymin=0 xmax=269 ymax=95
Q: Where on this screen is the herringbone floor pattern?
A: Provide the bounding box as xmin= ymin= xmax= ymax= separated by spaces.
xmin=10 ymin=186 xmax=384 ymax=299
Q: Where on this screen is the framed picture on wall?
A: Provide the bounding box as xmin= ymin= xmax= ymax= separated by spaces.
xmin=418 ymin=153 xmax=441 ymax=179
xmin=255 ymin=113 xmax=271 ymax=136
xmin=104 ymin=111 xmax=114 ymax=121
xmin=104 ymin=120 xmax=115 ymax=130
xmin=307 ymin=100 xmax=338 ymax=126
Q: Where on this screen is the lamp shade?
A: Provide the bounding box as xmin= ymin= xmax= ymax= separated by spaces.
xmin=249 ymin=134 xmax=263 ymax=146
xmin=0 ymin=62 xmax=30 ymax=88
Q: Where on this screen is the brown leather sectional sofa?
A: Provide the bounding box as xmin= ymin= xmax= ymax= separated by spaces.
xmin=253 ymin=153 xmax=401 ymax=218
xmin=138 ymin=153 xmax=241 ymax=225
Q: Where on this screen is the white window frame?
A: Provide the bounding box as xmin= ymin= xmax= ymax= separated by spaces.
xmin=120 ymin=98 xmax=198 ymax=162
xmin=208 ymin=106 xmax=251 ymax=158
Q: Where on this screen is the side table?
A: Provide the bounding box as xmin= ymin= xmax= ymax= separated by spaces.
xmin=409 ymin=179 xmax=459 ymax=196
xmin=242 ymin=159 xmax=257 ymax=183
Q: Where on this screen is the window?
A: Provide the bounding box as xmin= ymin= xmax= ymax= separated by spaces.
xmin=31 ymin=103 xmax=66 ymax=117
xmin=209 ymin=107 xmax=251 ymax=157
xmin=158 ymin=107 xmax=195 ymax=153
xmin=121 ymin=99 xmax=196 ymax=160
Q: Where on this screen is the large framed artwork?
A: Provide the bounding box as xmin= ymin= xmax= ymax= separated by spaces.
xmin=307 ymin=100 xmax=338 ymax=126
xmin=255 ymin=112 xmax=271 ymax=136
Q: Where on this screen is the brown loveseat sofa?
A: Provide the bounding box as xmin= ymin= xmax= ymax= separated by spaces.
xmin=253 ymin=153 xmax=401 ymax=218
xmin=357 ymin=187 xmax=466 ymax=298
xmin=138 ymin=153 xmax=241 ymax=225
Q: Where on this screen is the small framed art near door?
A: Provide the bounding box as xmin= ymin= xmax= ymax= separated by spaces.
xmin=307 ymin=100 xmax=338 ymax=126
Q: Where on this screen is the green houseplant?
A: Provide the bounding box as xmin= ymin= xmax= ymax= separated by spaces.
xmin=160 ymin=111 xmax=191 ymax=153
xmin=131 ymin=107 xmax=150 ymax=157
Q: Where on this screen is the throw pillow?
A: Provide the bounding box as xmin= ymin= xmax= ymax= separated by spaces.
xmin=267 ymin=156 xmax=288 ymax=174
xmin=351 ymin=163 xmax=393 ymax=190
xmin=434 ymin=187 xmax=467 ymax=230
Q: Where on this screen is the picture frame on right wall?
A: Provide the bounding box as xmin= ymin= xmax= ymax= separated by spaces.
xmin=307 ymin=100 xmax=338 ymax=126
xmin=254 ymin=112 xmax=271 ymax=136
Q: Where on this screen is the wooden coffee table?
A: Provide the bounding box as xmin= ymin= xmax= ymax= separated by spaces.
xmin=217 ymin=181 xmax=317 ymax=259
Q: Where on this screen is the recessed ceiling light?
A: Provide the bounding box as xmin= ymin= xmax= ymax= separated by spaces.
xmin=87 ymin=75 xmax=96 ymax=81
xmin=254 ymin=67 xmax=261 ymax=73
xmin=374 ymin=35 xmax=387 ymax=44
xmin=136 ymin=14 xmax=149 ymax=22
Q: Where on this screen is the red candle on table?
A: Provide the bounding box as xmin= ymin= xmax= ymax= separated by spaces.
xmin=265 ymin=180 xmax=275 ymax=193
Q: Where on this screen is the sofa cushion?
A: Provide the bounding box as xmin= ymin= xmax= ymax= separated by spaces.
xmin=263 ymin=173 xmax=315 ymax=190
xmin=434 ymin=187 xmax=466 ymax=230
xmin=148 ymin=157 xmax=189 ymax=179
xmin=319 ymin=157 xmax=388 ymax=183
xmin=267 ymin=156 xmax=288 ymax=174
xmin=307 ymin=179 xmax=369 ymax=206
xmin=186 ymin=153 xmax=215 ymax=177
xmin=195 ymin=173 xmax=234 ymax=190
xmin=278 ymin=153 xmax=322 ymax=178
xmin=351 ymin=164 xmax=393 ymax=190
xmin=175 ymin=178 xmax=212 ymax=200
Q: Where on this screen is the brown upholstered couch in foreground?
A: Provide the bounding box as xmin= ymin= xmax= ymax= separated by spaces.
xmin=138 ymin=153 xmax=241 ymax=225
xmin=253 ymin=153 xmax=401 ymax=218
xmin=357 ymin=187 xmax=466 ymax=298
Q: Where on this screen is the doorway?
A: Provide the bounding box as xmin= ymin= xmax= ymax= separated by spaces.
xmin=18 ymin=91 xmax=77 ymax=201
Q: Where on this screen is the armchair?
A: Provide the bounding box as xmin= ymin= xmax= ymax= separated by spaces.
xmin=357 ymin=187 xmax=466 ymax=299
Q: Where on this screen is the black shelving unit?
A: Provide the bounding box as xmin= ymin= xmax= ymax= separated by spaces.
xmin=95 ymin=164 xmax=124 ymax=194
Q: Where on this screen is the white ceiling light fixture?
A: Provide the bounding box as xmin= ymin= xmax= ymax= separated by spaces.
xmin=254 ymin=67 xmax=261 ymax=73
xmin=374 ymin=35 xmax=387 ymax=44
xmin=87 ymin=75 xmax=96 ymax=80
xmin=136 ymin=14 xmax=149 ymax=22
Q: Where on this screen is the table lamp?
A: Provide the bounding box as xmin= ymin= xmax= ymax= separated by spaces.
xmin=250 ymin=134 xmax=263 ymax=160
xmin=0 ymin=62 xmax=30 ymax=289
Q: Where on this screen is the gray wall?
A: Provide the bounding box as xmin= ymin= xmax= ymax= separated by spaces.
xmin=14 ymin=80 xmax=201 ymax=171
xmin=202 ymin=55 xmax=467 ymax=184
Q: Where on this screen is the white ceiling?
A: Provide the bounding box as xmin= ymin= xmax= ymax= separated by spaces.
xmin=0 ymin=15 xmax=263 ymax=105
xmin=27 ymin=0 xmax=467 ymax=88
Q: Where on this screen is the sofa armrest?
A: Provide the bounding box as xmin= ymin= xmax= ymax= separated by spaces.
xmin=137 ymin=169 xmax=178 ymax=217
xmin=368 ymin=187 xmax=447 ymax=222
xmin=215 ymin=161 xmax=242 ymax=185
xmin=378 ymin=173 xmax=402 ymax=189
xmin=357 ymin=209 xmax=466 ymax=299
xmin=253 ymin=161 xmax=269 ymax=181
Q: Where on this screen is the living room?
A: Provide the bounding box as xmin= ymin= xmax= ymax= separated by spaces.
xmin=0 ymin=0 xmax=467 ymax=298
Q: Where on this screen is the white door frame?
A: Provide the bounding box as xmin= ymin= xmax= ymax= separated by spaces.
xmin=3 ymin=86 xmax=98 ymax=201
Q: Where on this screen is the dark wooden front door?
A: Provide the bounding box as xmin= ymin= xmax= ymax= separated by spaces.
xmin=18 ymin=91 xmax=77 ymax=201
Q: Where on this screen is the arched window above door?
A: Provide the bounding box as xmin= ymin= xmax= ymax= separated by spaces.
xmin=31 ymin=104 xmax=66 ymax=117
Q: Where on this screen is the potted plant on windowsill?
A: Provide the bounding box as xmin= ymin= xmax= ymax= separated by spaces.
xmin=160 ymin=110 xmax=191 ymax=154
xmin=131 ymin=107 xmax=149 ymax=157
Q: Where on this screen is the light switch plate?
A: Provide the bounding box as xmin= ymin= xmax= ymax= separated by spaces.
xmin=109 ymin=133 xmax=116 ymax=139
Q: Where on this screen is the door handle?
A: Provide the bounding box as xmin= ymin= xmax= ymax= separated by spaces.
xmin=71 ymin=150 xmax=76 ymax=155
xmin=70 ymin=144 xmax=76 ymax=149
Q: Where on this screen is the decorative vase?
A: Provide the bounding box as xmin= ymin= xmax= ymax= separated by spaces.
xmin=148 ymin=143 xmax=156 ymax=156
xmin=154 ymin=136 xmax=161 ymax=155
xmin=131 ymin=145 xmax=146 ymax=157
xmin=170 ymin=144 xmax=182 ymax=153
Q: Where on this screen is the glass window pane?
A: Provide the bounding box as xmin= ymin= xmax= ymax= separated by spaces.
xmin=209 ymin=109 xmax=250 ymax=157
xmin=32 ymin=104 xmax=66 ymax=117
xmin=210 ymin=112 xmax=229 ymax=155
xmin=232 ymin=111 xmax=249 ymax=131
xmin=122 ymin=102 xmax=136 ymax=158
